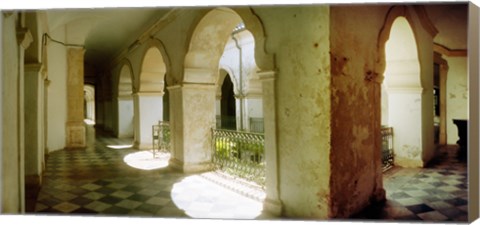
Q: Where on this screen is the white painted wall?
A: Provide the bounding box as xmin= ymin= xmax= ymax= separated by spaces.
xmin=446 ymin=56 xmax=468 ymax=144
xmin=388 ymin=91 xmax=423 ymax=165
xmin=218 ymin=30 xmax=262 ymax=131
xmin=46 ymin=25 xmax=67 ymax=152
xmin=117 ymin=96 xmax=134 ymax=138
xmin=133 ymin=94 xmax=163 ymax=149
xmin=246 ymin=98 xmax=263 ymax=118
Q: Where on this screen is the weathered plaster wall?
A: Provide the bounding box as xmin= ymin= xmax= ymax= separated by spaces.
xmin=446 ymin=56 xmax=468 ymax=144
xmin=2 ymin=13 xmax=21 ymax=213
xmin=255 ymin=6 xmax=332 ymax=218
xmin=329 ymin=5 xmax=389 ymax=218
xmin=46 ymin=25 xmax=67 ymax=152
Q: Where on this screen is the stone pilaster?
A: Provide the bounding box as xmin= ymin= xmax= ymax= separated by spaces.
xmin=66 ymin=47 xmax=86 ymax=148
xmin=258 ymin=71 xmax=282 ymax=216
xmin=16 ymin=27 xmax=33 ymax=213
xmin=24 ymin=63 xmax=44 ymax=188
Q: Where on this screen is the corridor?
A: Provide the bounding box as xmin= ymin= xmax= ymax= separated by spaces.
xmin=30 ymin=122 xmax=469 ymax=221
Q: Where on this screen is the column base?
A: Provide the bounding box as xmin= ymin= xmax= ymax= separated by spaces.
xmin=169 ymin=158 xmax=213 ymax=173
xmin=66 ymin=122 xmax=86 ymax=148
xmin=262 ymin=197 xmax=282 ymax=216
xmin=395 ymin=156 xmax=424 ymax=168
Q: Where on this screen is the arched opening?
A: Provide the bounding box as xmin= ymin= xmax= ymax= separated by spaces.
xmin=382 ymin=16 xmax=424 ymax=168
xmin=218 ymin=71 xmax=237 ymax=130
xmin=83 ymin=84 xmax=95 ymax=125
xmin=116 ymin=63 xmax=134 ymax=138
xmin=134 ymin=44 xmax=168 ymax=150
xmin=170 ymin=7 xmax=278 ymax=217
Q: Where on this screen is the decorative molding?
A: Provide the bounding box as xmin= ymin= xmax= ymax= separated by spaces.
xmin=257 ymin=70 xmax=275 ymax=81
xmin=132 ymin=91 xmax=165 ymax=97
xmin=434 ymin=43 xmax=467 ymax=57
xmin=16 ymin=28 xmax=33 ymax=49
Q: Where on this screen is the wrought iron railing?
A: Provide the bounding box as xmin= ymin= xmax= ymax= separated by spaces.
xmin=212 ymin=129 xmax=265 ymax=187
xmin=249 ymin=117 xmax=264 ymax=133
xmin=381 ymin=126 xmax=394 ymax=171
xmin=152 ymin=121 xmax=171 ymax=157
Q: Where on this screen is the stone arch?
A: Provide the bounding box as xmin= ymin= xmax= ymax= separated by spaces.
xmin=184 ymin=7 xmax=274 ymax=83
xmin=118 ymin=60 xmax=134 ymax=96
xmin=376 ymin=5 xmax=438 ymax=82
xmin=138 ymin=38 xmax=170 ymax=92
xmin=377 ymin=5 xmax=437 ymax=168
xmin=217 ymin=67 xmax=238 ymax=96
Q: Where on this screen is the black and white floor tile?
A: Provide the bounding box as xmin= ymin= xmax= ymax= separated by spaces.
xmin=32 ymin=125 xmax=468 ymax=221
xmin=353 ymin=145 xmax=468 ymax=221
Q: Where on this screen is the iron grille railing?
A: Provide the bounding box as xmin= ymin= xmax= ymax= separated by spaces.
xmin=249 ymin=117 xmax=264 ymax=133
xmin=152 ymin=121 xmax=171 ymax=157
xmin=381 ymin=126 xmax=394 ymax=171
xmin=212 ymin=129 xmax=265 ymax=187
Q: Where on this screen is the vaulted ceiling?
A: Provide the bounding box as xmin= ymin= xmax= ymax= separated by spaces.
xmin=42 ymin=4 xmax=469 ymax=77
xmin=45 ymin=8 xmax=171 ymax=68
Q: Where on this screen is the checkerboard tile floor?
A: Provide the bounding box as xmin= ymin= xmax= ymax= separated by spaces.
xmin=32 ymin=125 xmax=468 ymax=221
xmin=32 ymin=126 xmax=268 ymax=219
xmin=352 ymin=145 xmax=468 ymax=222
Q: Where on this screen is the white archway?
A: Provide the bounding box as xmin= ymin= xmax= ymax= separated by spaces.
xmin=84 ymin=84 xmax=95 ymax=123
xmin=378 ymin=7 xmax=436 ymax=167
xmin=133 ymin=44 xmax=168 ymax=150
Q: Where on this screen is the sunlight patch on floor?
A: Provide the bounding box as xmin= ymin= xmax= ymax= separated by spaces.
xmin=123 ymin=150 xmax=170 ymax=170
xmin=170 ymin=174 xmax=263 ymax=219
xmin=83 ymin=119 xmax=96 ymax=125
xmin=107 ymin=144 xmax=133 ymax=149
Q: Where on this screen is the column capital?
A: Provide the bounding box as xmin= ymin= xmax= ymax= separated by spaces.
xmin=167 ymin=83 xmax=216 ymax=91
xmin=132 ymin=91 xmax=164 ymax=97
xmin=16 ymin=28 xmax=33 ymax=49
xmin=24 ymin=63 xmax=43 ymax=73
xmin=257 ymin=70 xmax=276 ymax=81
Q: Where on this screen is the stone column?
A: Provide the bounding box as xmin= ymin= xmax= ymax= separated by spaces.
xmin=258 ymin=71 xmax=282 ymax=216
xmin=24 ymin=63 xmax=44 ymax=189
xmin=133 ymin=92 xmax=164 ymax=149
xmin=168 ymin=84 xmax=216 ymax=173
xmin=17 ymin=27 xmax=33 ymax=213
xmin=439 ymin=63 xmax=448 ymax=145
xmin=65 ymin=47 xmax=86 ymax=148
